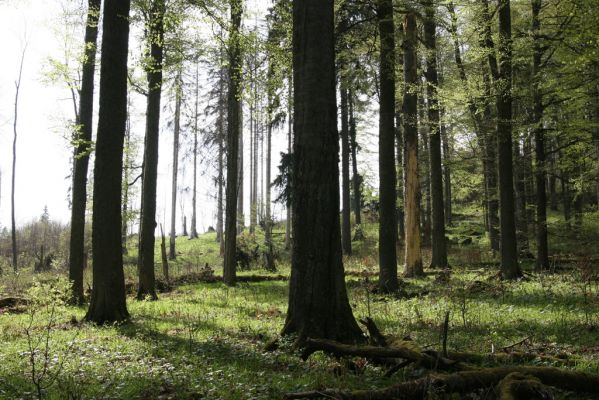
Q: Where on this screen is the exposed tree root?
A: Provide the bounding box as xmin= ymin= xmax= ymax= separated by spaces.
xmin=285 ymin=366 xmax=599 ymax=399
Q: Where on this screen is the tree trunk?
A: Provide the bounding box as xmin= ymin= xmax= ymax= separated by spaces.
xmin=395 ymin=111 xmax=405 ymax=243
xmin=340 ymin=87 xmax=352 ymax=255
xmin=237 ymin=102 xmax=244 ymax=233
xmin=216 ymin=56 xmax=225 ymax=253
xmin=168 ymin=71 xmax=182 ymax=260
xmin=349 ymin=89 xmax=362 ymax=227
xmin=11 ymin=44 xmax=26 ymax=272
xmin=137 ymin=0 xmax=164 ymax=301
xmin=403 ymin=11 xmax=423 ymax=278
xmin=440 ymin=106 xmax=452 ymax=226
xmin=68 ymin=0 xmax=100 ymax=302
xmin=122 ymin=109 xmax=131 ymax=255
xmin=281 ymin=0 xmax=363 ymax=343
xmin=265 ymin=79 xmax=275 ymax=271
xmin=285 ymin=77 xmax=293 ymax=250
xmin=531 ymin=0 xmax=549 ymax=268
xmin=419 ymin=91 xmax=432 ymax=248
xmin=495 ymin=0 xmax=521 ymax=279
xmin=424 ymin=3 xmax=448 ymax=269
xmin=223 ymin=0 xmax=242 ymax=286
xmin=85 ymin=0 xmax=131 ymax=323
xmin=513 ymin=137 xmax=530 ymax=252
xmin=190 ymin=61 xmax=200 ymax=239
xmin=377 ymin=0 xmax=398 ymax=291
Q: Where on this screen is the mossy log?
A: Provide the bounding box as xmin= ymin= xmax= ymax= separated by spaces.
xmin=285 ymin=366 xmax=599 ymax=399
xmin=301 ymin=338 xmax=463 ymax=371
xmin=496 ymin=372 xmax=553 ymax=400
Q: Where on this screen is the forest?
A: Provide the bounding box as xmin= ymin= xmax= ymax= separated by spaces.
xmin=1 ymin=0 xmax=599 ymax=398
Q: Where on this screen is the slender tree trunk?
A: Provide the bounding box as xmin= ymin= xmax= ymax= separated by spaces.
xmin=265 ymin=69 xmax=275 ymax=271
xmin=562 ymin=170 xmax=571 ymax=224
xmin=377 ymin=0 xmax=398 ymax=291
xmin=440 ymin=106 xmax=452 ymax=226
xmin=513 ymin=136 xmax=530 ymax=252
xmin=349 ymin=89 xmax=361 ymax=227
xmin=419 ymin=90 xmax=432 ymax=248
xmin=11 ymin=43 xmax=26 ymax=272
xmin=532 ymin=0 xmax=548 ymax=269
xmin=122 ymin=111 xmax=131 ymax=255
xmin=85 ymin=0 xmax=131 ymax=323
xmin=340 ymin=87 xmax=352 ymax=255
xmin=403 ymin=11 xmax=423 ymax=278
xmin=495 ymin=0 xmax=521 ymax=279
xmin=190 ymin=61 xmax=200 ymax=239
xmin=69 ymin=0 xmax=100 ymax=302
xmin=424 ymin=3 xmax=448 ymax=269
xmin=224 ymin=0 xmax=242 ymax=286
xmin=169 ymin=71 xmax=182 ymax=260
xmin=216 ymin=57 xmax=225 ymax=251
xmin=481 ymin=0 xmax=501 ymax=253
xmin=250 ymin=63 xmax=257 ymax=234
xmin=282 ymin=0 xmax=363 ymax=343
xmin=285 ymin=77 xmax=292 ymax=250
xmin=137 ymin=0 xmax=164 ymax=301
xmin=395 ymin=111 xmax=405 ymax=242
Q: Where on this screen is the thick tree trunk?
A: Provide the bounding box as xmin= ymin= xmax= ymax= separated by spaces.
xmin=223 ymin=0 xmax=242 ymax=286
xmin=403 ymin=12 xmax=423 ymax=278
xmin=377 ymin=0 xmax=398 ymax=291
xmin=424 ymin=4 xmax=448 ymax=269
xmin=69 ymin=0 xmax=100 ymax=303
xmin=340 ymin=87 xmax=352 ymax=255
xmin=137 ymin=0 xmax=164 ymax=301
xmin=495 ymin=0 xmax=521 ymax=279
xmin=281 ymin=0 xmax=363 ymax=343
xmin=85 ymin=0 xmax=131 ymax=323
xmin=531 ymin=0 xmax=549 ymax=268
xmin=190 ymin=62 xmax=200 ymax=239
xmin=349 ymin=90 xmax=362 ymax=226
xmin=168 ymin=72 xmax=182 ymax=260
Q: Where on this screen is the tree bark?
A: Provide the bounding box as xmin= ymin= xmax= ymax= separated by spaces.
xmin=85 ymin=0 xmax=131 ymax=323
xmin=190 ymin=61 xmax=200 ymax=239
xmin=495 ymin=0 xmax=521 ymax=279
xmin=223 ymin=0 xmax=242 ymax=286
xmin=349 ymin=89 xmax=361 ymax=226
xmin=285 ymin=77 xmax=293 ymax=250
xmin=532 ymin=0 xmax=548 ymax=269
xmin=281 ymin=0 xmax=363 ymax=343
xmin=137 ymin=0 xmax=165 ymax=301
xmin=69 ymin=0 xmax=100 ymax=303
xmin=340 ymin=87 xmax=352 ymax=255
xmin=216 ymin=52 xmax=225 ymax=253
xmin=168 ymin=71 xmax=182 ymax=260
xmin=377 ymin=0 xmax=398 ymax=291
xmin=424 ymin=3 xmax=448 ymax=269
xmin=402 ymin=11 xmax=423 ymax=278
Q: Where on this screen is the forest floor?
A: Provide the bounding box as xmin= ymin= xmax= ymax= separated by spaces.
xmin=1 ymin=210 xmax=599 ymax=399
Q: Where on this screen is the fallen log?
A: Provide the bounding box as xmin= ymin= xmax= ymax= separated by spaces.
xmin=284 ymin=366 xmax=599 ymax=399
xmin=0 ymin=297 xmax=28 ymax=309
xmin=301 ymin=338 xmax=463 ymax=371
xmin=496 ymin=372 xmax=553 ymax=400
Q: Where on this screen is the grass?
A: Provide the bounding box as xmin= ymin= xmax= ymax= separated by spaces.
xmin=1 ymin=213 xmax=599 ymax=399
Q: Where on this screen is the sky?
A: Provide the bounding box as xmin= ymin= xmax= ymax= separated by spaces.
xmin=0 ymin=0 xmax=378 ymax=234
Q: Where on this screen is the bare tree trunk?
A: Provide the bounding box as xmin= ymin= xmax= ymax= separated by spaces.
xmin=122 ymin=111 xmax=131 ymax=255
xmin=69 ymin=0 xmax=100 ymax=302
xmin=403 ymin=11 xmax=423 ymax=278
xmin=237 ymin=102 xmax=244 ymax=233
xmin=424 ymin=3 xmax=448 ymax=269
xmin=85 ymin=0 xmax=131 ymax=323
xmin=224 ymin=0 xmax=242 ymax=286
xmin=377 ymin=0 xmax=398 ymax=291
xmin=340 ymin=87 xmax=352 ymax=255
xmin=284 ymin=77 xmax=292 ymax=250
xmin=216 ymin=55 xmax=225 ymax=252
xmin=190 ymin=61 xmax=200 ymax=239
xmin=282 ymin=0 xmax=363 ymax=342
xmin=349 ymin=90 xmax=362 ymax=228
xmin=495 ymin=0 xmax=521 ymax=279
xmin=169 ymin=71 xmax=182 ymax=260
xmin=11 ymin=42 xmax=26 ymax=272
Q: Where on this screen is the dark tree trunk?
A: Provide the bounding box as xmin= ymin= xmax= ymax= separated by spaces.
xmin=285 ymin=76 xmax=293 ymax=249
xmin=340 ymin=87 xmax=352 ymax=255
xmin=395 ymin=111 xmax=405 ymax=243
xmin=349 ymin=89 xmax=361 ymax=226
xmin=169 ymin=72 xmax=182 ymax=260
xmin=137 ymin=0 xmax=164 ymax=301
xmin=377 ymin=0 xmax=398 ymax=291
xmin=424 ymin=3 xmax=448 ymax=269
xmin=69 ymin=0 xmax=100 ymax=303
xmin=403 ymin=11 xmax=423 ymax=278
xmin=190 ymin=62 xmax=200 ymax=239
xmin=562 ymin=171 xmax=571 ymax=224
xmin=480 ymin=0 xmax=501 ymax=253
xmin=122 ymin=112 xmax=131 ymax=255
xmin=282 ymin=0 xmax=363 ymax=343
xmin=85 ymin=0 xmax=131 ymax=323
xmin=495 ymin=0 xmax=521 ymax=279
xmin=533 ymin=5 xmax=550 ymax=265
xmin=440 ymin=106 xmax=452 ymax=226
xmin=223 ymin=0 xmax=242 ymax=286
